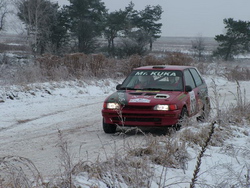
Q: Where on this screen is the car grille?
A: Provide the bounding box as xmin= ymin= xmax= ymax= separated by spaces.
xmin=122 ymin=105 xmax=152 ymax=110
xmin=110 ymin=104 xmax=168 ymax=123
xmin=112 ymin=117 xmax=161 ymax=122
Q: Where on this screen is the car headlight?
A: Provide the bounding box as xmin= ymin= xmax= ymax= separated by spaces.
xmin=154 ymin=104 xmax=177 ymax=111
xmin=154 ymin=105 xmax=169 ymax=111
xmin=106 ymin=102 xmax=120 ymax=109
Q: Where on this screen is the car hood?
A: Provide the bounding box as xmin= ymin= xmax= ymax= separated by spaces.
xmin=105 ymin=90 xmax=185 ymax=105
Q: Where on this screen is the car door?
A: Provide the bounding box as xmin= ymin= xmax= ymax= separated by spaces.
xmin=183 ymin=69 xmax=200 ymax=116
xmin=189 ymin=68 xmax=207 ymax=112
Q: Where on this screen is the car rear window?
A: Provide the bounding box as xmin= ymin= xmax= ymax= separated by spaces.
xmin=189 ymin=68 xmax=203 ymax=86
xmin=184 ymin=70 xmax=196 ymax=89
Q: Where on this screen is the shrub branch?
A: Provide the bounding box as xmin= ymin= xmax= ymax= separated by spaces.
xmin=190 ymin=121 xmax=216 ymax=188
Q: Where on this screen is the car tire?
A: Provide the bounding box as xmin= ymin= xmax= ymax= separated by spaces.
xmin=175 ymin=107 xmax=188 ymax=130
xmin=103 ymin=119 xmax=117 ymax=134
xmin=197 ymin=100 xmax=210 ymax=122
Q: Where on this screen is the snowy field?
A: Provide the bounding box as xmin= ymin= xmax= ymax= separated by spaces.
xmin=1 ymin=73 xmax=250 ymax=187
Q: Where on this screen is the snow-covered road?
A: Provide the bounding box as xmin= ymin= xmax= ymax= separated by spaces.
xmin=0 ymin=80 xmax=138 ymax=178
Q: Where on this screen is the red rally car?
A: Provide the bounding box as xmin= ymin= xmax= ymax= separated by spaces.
xmin=102 ymin=65 xmax=210 ymax=133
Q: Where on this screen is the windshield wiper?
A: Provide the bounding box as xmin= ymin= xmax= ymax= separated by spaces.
xmin=119 ymin=87 xmax=176 ymax=91
xmin=119 ymin=87 xmax=137 ymax=90
xmin=142 ymin=88 xmax=181 ymax=91
xmin=141 ymin=88 xmax=165 ymax=91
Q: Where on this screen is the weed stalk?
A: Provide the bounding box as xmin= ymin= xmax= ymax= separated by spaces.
xmin=190 ymin=121 xmax=216 ymax=188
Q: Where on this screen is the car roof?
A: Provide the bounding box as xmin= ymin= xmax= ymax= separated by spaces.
xmin=134 ymin=65 xmax=194 ymax=71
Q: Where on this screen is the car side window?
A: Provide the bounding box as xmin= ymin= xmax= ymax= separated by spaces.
xmin=190 ymin=68 xmax=203 ymax=86
xmin=184 ymin=70 xmax=196 ymax=89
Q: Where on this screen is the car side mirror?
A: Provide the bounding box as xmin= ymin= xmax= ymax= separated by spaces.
xmin=116 ymin=84 xmax=122 ymax=90
xmin=185 ymin=85 xmax=192 ymax=92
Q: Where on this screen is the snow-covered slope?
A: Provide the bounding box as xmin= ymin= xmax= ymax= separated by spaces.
xmin=1 ymin=76 xmax=250 ymax=187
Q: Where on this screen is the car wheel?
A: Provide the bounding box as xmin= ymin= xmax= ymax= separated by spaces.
xmin=197 ymin=100 xmax=210 ymax=122
xmin=103 ymin=119 xmax=117 ymax=134
xmin=175 ymin=107 xmax=188 ymax=130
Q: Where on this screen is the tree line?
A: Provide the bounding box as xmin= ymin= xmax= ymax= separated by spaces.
xmin=189 ymin=18 xmax=250 ymax=62
xmin=0 ymin=0 xmax=249 ymax=60
xmin=213 ymin=18 xmax=250 ymax=61
xmin=10 ymin=0 xmax=163 ymax=58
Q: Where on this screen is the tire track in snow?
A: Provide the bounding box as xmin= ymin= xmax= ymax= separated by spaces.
xmin=0 ymin=100 xmax=103 ymax=132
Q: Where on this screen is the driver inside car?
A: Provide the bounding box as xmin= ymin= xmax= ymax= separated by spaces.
xmin=168 ymin=76 xmax=176 ymax=84
xmin=168 ymin=76 xmax=182 ymax=89
xmin=134 ymin=75 xmax=154 ymax=89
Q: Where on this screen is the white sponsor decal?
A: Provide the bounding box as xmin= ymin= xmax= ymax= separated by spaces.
xmin=132 ymin=95 xmax=151 ymax=98
xmin=134 ymin=71 xmax=176 ymax=76
xmin=189 ymin=91 xmax=196 ymax=114
xmin=129 ymin=98 xmax=151 ymax=103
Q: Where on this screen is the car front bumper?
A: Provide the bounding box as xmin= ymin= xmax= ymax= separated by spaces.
xmin=102 ymin=109 xmax=181 ymax=127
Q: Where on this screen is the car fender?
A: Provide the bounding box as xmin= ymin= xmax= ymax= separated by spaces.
xmin=176 ymin=92 xmax=190 ymax=117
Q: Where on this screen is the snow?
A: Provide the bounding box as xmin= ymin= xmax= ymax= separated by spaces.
xmin=1 ymin=75 xmax=250 ymax=187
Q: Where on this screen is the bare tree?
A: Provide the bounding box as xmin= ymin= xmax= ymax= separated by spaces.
xmin=13 ymin=0 xmax=61 ymax=55
xmin=119 ymin=29 xmax=150 ymax=57
xmin=0 ymin=0 xmax=9 ymax=32
xmin=191 ymin=34 xmax=205 ymax=61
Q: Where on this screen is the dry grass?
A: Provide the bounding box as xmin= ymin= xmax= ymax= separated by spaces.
xmin=0 ymin=156 xmax=43 ymax=188
xmin=165 ymin=52 xmax=193 ymax=66
xmin=128 ymin=135 xmax=189 ymax=170
xmin=55 ymin=130 xmax=75 ymax=188
xmin=223 ymin=65 xmax=250 ymax=81
xmin=1 ymin=51 xmax=196 ymax=85
xmin=37 ymin=53 xmax=116 ymax=80
xmin=4 ymin=49 xmax=250 ymax=86
xmin=69 ymin=134 xmax=189 ymax=187
xmin=0 ymin=43 xmax=29 ymax=52
xmin=179 ymin=127 xmax=210 ymax=147
xmin=74 ymin=156 xmax=154 ymax=187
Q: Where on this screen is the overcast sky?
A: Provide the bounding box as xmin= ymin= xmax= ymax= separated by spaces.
xmin=56 ymin=0 xmax=250 ymax=37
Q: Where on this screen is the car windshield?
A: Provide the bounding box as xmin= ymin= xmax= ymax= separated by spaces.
xmin=120 ymin=70 xmax=184 ymax=91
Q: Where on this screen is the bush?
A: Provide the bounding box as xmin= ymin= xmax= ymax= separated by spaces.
xmin=164 ymin=52 xmax=193 ymax=66
xmin=223 ymin=66 xmax=250 ymax=81
xmin=0 ymin=156 xmax=43 ymax=187
xmin=1 ymin=51 xmax=196 ymax=85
